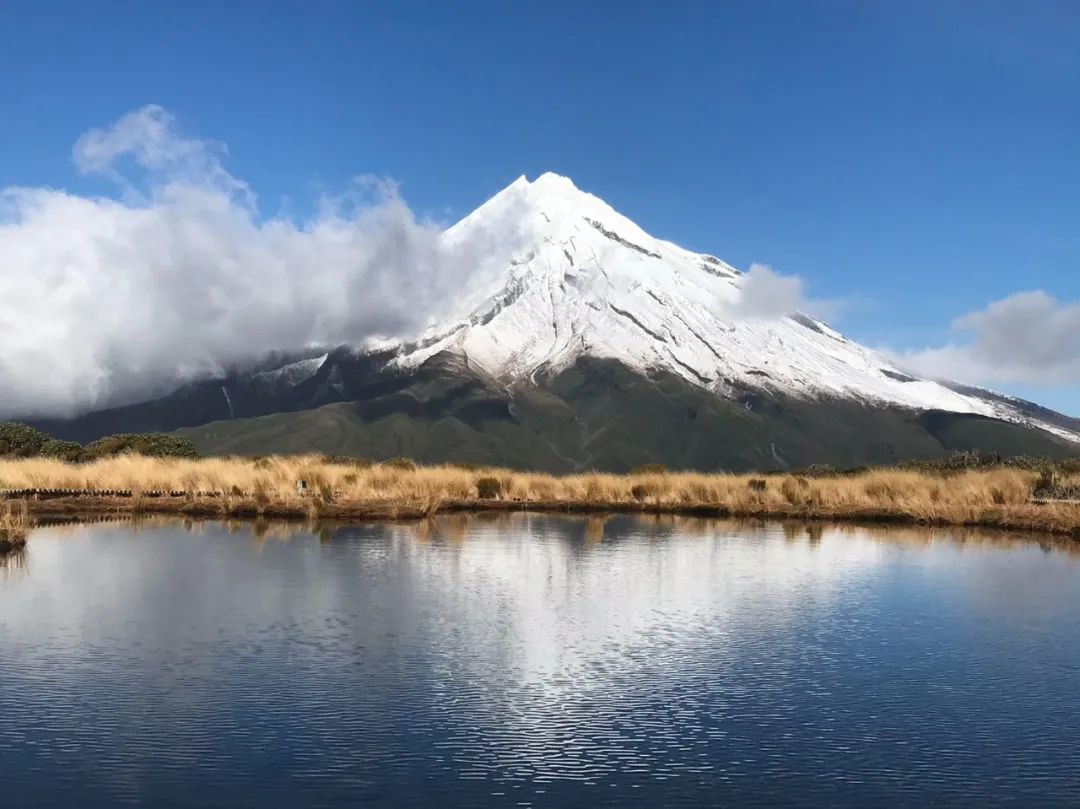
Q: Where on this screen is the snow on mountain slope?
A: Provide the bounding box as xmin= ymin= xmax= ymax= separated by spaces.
xmin=374 ymin=172 xmax=1077 ymax=443
xmin=251 ymin=353 xmax=328 ymax=387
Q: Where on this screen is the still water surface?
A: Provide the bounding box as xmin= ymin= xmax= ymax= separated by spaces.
xmin=1 ymin=514 xmax=1079 ymax=807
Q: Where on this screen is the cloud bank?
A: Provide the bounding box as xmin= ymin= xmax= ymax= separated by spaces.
xmin=0 ymin=106 xmax=523 ymax=418
xmin=899 ymin=290 xmax=1080 ymax=386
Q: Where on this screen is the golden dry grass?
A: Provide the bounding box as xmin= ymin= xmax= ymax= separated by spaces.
xmin=0 ymin=500 xmax=30 ymax=548
xmin=1 ymin=455 xmax=1080 ymax=535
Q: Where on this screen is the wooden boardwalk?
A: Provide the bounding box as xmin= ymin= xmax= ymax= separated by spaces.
xmin=2 ymin=488 xmax=205 ymax=500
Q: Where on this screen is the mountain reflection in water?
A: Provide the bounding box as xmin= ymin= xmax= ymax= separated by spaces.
xmin=2 ymin=514 xmax=1079 ymax=807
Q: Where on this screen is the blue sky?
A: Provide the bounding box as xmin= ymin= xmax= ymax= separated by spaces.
xmin=1 ymin=1 xmax=1078 ymax=412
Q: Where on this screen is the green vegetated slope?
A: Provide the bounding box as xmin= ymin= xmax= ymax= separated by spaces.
xmin=176 ymin=356 xmax=1076 ymax=472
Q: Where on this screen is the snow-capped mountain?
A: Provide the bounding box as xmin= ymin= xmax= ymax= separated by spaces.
xmin=381 ymin=172 xmax=1078 ymax=443
xmin=29 ymin=172 xmax=1079 ymax=469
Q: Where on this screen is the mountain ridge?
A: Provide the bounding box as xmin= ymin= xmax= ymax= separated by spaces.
xmin=168 ymin=353 xmax=1077 ymax=472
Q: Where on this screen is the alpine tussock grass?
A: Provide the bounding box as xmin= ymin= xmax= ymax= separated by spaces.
xmin=0 ymin=500 xmax=31 ymax=550
xmin=1 ymin=455 xmax=1079 ymax=535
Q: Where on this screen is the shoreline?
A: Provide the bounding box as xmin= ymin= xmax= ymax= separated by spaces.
xmin=3 ymin=455 xmax=1080 ymax=542
xmin=6 ymin=490 xmax=1080 ymax=538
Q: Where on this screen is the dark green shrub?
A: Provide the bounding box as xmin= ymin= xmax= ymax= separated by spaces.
xmin=325 ymin=455 xmax=372 ymax=468
xmin=84 ymin=434 xmax=199 ymax=459
xmin=631 ymin=463 xmax=667 ymax=475
xmin=476 ymin=476 xmax=501 ymax=499
xmin=1057 ymin=458 xmax=1080 ymax=475
xmin=943 ymin=450 xmax=990 ymax=470
xmin=1003 ymin=455 xmax=1049 ymax=472
xmin=747 ymin=478 xmax=767 ymax=492
xmin=1 ymin=423 xmax=200 ymax=462
xmin=41 ymin=439 xmax=85 ymax=462
xmin=899 ymin=451 xmax=1065 ymax=477
xmin=798 ymin=464 xmax=837 ymax=478
xmin=0 ymin=423 xmax=52 ymax=458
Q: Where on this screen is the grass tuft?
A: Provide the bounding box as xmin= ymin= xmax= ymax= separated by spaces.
xmin=0 ymin=501 xmax=31 ymax=551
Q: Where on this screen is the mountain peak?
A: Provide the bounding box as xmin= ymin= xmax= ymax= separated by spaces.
xmin=464 ymin=172 xmax=656 ymax=253
xmin=504 ymin=171 xmax=579 ymax=192
xmin=528 ymin=171 xmax=580 ymax=192
xmin=485 ymin=172 xmax=603 ymax=219
xmin=395 ymin=176 xmax=1080 ymax=445
xmin=450 ymin=172 xmax=584 ymax=238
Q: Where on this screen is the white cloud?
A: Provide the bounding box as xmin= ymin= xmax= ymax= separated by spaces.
xmin=72 ymin=105 xmax=249 ymax=203
xmin=723 ymin=263 xmax=839 ymax=321
xmin=0 ymin=106 xmax=525 ymax=418
xmin=899 ymin=290 xmax=1080 ymax=385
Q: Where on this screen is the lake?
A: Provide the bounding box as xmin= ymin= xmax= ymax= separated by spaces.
xmin=1 ymin=514 xmax=1079 ymax=807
